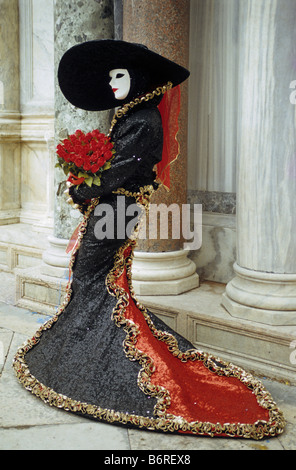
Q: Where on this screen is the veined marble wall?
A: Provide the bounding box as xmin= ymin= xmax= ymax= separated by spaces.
xmin=18 ymin=0 xmax=55 ymax=230
xmin=188 ymin=192 xmax=236 ymax=283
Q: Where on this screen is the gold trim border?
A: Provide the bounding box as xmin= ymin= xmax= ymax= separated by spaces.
xmin=13 ymin=190 xmax=286 ymax=439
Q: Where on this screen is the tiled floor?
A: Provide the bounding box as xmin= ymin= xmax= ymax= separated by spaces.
xmin=0 ymin=299 xmax=295 ymax=451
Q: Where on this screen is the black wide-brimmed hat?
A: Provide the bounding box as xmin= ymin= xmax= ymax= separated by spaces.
xmin=58 ymin=39 xmax=190 ymax=111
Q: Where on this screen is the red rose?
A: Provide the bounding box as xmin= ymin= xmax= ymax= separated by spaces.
xmin=104 ymin=150 xmax=113 ymax=161
xmin=74 ymin=156 xmax=84 ymax=167
xmin=91 ymin=163 xmax=101 ymax=173
xmin=56 ymin=129 xmax=114 ymax=187
xmin=90 ymin=153 xmax=98 ymax=163
xmin=83 ymin=160 xmax=92 ymax=172
xmin=104 ymin=142 xmax=113 ymax=151
xmin=97 ymin=156 xmax=106 ymax=166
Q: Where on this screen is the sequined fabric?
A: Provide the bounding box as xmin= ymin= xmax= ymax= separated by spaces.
xmin=25 ymin=193 xmax=159 ymax=416
xmin=13 ymin=99 xmax=285 ymax=439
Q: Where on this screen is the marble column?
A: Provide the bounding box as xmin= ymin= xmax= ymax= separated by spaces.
xmin=42 ymin=0 xmax=114 ymax=277
xmin=123 ymin=0 xmax=199 ymax=294
xmin=18 ymin=0 xmax=55 ymax=232
xmin=0 ymin=0 xmax=21 ymax=225
xmin=222 ymin=0 xmax=296 ymax=326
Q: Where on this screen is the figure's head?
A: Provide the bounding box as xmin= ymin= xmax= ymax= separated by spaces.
xmin=58 ymin=40 xmax=190 ymax=111
xmin=109 ymin=69 xmax=131 ymax=101
xmin=108 ymin=67 xmax=151 ymax=104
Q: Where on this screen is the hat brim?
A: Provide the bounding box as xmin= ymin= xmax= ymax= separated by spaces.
xmin=58 ymin=40 xmax=190 ymax=111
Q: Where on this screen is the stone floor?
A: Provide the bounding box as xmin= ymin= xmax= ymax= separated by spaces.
xmin=0 ymin=271 xmax=295 ymax=451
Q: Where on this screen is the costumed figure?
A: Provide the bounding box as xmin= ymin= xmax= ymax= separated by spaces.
xmin=13 ymin=40 xmax=285 ymax=439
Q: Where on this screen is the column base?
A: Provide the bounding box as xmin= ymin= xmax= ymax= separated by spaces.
xmin=222 ymin=263 xmax=296 ymax=326
xmin=0 ymin=210 xmax=20 ymax=225
xmin=132 ymin=249 xmax=199 ymax=296
xmin=41 ymin=235 xmax=70 ymax=278
xmin=15 ymin=235 xmax=70 ymax=314
xmin=16 ymin=242 xmax=200 ymax=312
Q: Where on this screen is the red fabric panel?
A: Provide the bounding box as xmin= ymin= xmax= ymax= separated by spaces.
xmin=116 ymin=263 xmax=270 ymax=427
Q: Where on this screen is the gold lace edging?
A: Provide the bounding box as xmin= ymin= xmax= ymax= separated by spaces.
xmin=13 ymin=190 xmax=286 ymax=439
xmin=108 ymin=82 xmax=173 ymax=136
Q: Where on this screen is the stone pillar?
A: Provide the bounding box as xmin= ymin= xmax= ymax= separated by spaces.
xmin=16 ymin=0 xmax=115 ymax=314
xmin=0 ymin=0 xmax=21 ymax=225
xmin=41 ymin=0 xmax=114 ymax=278
xmin=18 ymin=0 xmax=55 ymax=232
xmin=222 ymin=0 xmax=296 ymax=326
xmin=123 ymin=0 xmax=199 ymax=294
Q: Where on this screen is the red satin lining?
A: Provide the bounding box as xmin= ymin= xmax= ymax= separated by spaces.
xmin=156 ymin=85 xmax=181 ymax=190
xmin=66 ymin=223 xmax=82 ymax=254
xmin=116 ymin=261 xmax=270 ymax=427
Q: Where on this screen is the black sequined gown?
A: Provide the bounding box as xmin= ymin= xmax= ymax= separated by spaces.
xmin=13 ymin=98 xmax=285 ymax=439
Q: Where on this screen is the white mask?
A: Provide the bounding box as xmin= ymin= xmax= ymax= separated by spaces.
xmin=109 ymin=69 xmax=131 ymax=100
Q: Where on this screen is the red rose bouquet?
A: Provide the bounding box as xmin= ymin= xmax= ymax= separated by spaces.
xmin=56 ymin=129 xmax=115 ymax=187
